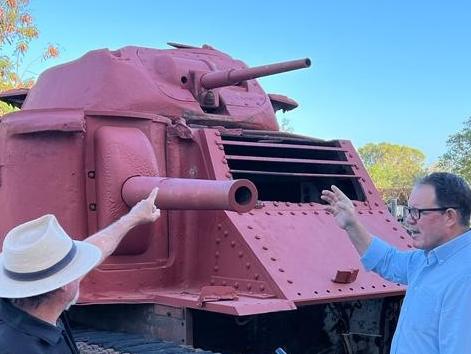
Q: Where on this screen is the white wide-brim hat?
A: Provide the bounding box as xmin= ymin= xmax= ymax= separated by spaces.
xmin=0 ymin=214 xmax=101 ymax=298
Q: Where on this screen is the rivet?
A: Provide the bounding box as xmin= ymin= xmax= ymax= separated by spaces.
xmin=361 ymin=177 xmax=366 ymax=182
xmin=297 ymin=203 xmax=302 ymax=207
xmin=325 ymin=211 xmax=330 ymax=215
xmin=278 ymin=212 xmax=283 ymax=215
xmin=309 ymin=202 xmax=314 ymax=206
xmin=262 ymin=246 xmax=268 ymax=251
xmin=231 ymin=241 xmax=236 ymax=247
xmin=249 ymin=212 xmax=254 ymax=215
xmin=260 ymin=285 xmax=265 ymax=291
xmin=222 ymin=280 xmax=226 ymax=286
xmin=210 ymin=280 xmax=215 ymax=285
xmin=238 ymin=251 xmax=243 ymax=258
xmin=254 ymin=273 xmax=259 ymax=280
xmin=379 ymin=210 xmax=384 ymax=214
xmin=223 ymin=230 xmax=229 ymax=237
xmin=234 ymin=282 xmax=239 ymax=289
xmin=87 ymin=171 xmax=95 ymax=179
xmin=287 ymin=280 xmax=293 ymax=284
xmin=368 ymin=211 xmax=373 ymax=214
xmin=302 ymin=211 xmax=308 ymax=215
xmin=255 ymin=235 xmax=261 ymax=240
xmin=314 ymin=211 xmax=319 ymax=215
xmin=247 ymin=284 xmax=252 ymax=290
xmin=215 ymin=238 xmax=221 ymax=244
xmin=278 ymin=268 xmax=285 ymax=272
xmin=217 ymin=224 xmax=222 ymax=229
xmin=393 ymin=227 xmax=398 ymax=231
xmin=271 ymin=257 xmax=277 ymax=262
xmin=368 ymin=190 xmax=373 ymax=195
xmin=348 ymin=153 xmax=353 ymax=158
xmin=213 ymin=265 xmax=219 ymax=272
xmin=245 ymin=262 xmax=251 ymax=269
xmin=89 ymin=203 xmax=96 ymax=211
xmin=215 ymin=251 xmax=220 ymax=258
xmin=265 ymin=211 xmax=271 ymax=215
xmin=273 ymin=202 xmax=279 ymax=207
xmin=358 ymin=211 xmax=363 ymax=214
xmin=285 ymin=202 xmax=291 ymax=206
xmin=374 ymin=202 xmax=379 ymax=206
xmin=385 ymin=218 xmax=391 ymax=222
xmin=247 ymin=225 xmax=253 ymax=229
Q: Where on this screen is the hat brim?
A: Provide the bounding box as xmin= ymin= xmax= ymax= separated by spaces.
xmin=0 ymin=241 xmax=101 ymax=298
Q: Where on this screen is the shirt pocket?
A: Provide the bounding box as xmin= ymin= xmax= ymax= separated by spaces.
xmin=410 ymin=286 xmax=440 ymax=335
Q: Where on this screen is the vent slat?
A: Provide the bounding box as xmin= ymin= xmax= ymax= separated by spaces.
xmin=226 ymin=155 xmax=353 ymax=166
xmin=220 ymin=140 xmax=347 ymax=152
xmin=229 ymin=170 xmax=361 ymax=178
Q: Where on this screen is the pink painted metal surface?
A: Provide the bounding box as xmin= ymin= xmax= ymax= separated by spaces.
xmin=0 ymin=44 xmax=408 ymax=318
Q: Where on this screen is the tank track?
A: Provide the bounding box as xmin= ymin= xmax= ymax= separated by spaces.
xmin=73 ymin=328 xmax=218 ymax=354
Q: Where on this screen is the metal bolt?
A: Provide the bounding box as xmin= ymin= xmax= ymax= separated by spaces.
xmin=87 ymin=171 xmax=95 ymax=179
xmin=89 ymin=203 xmax=96 ymax=211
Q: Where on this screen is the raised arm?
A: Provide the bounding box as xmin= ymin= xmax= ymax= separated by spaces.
xmin=321 ymin=185 xmax=372 ymax=255
xmin=85 ymin=187 xmax=160 ymax=264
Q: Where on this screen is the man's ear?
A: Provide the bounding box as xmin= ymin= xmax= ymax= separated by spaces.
xmin=445 ymin=208 xmax=459 ymax=227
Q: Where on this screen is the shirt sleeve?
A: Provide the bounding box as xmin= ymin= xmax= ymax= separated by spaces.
xmin=360 ymin=236 xmax=415 ymax=285
xmin=439 ymin=275 xmax=471 ymax=354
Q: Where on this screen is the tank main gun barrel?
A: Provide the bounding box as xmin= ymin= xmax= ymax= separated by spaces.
xmin=200 ymin=58 xmax=311 ymax=90
xmin=122 ymin=176 xmax=258 ymax=213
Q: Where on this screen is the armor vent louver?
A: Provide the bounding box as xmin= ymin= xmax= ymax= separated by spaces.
xmin=220 ymin=132 xmax=366 ymax=203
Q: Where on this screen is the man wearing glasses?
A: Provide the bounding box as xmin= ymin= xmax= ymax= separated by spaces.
xmin=321 ymin=172 xmax=471 ymax=354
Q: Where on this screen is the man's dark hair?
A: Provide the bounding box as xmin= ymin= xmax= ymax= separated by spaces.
xmin=8 ymin=288 xmax=60 ymax=310
xmin=418 ymin=172 xmax=471 ymax=227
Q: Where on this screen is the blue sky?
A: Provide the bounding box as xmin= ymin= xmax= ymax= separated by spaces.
xmin=23 ymin=1 xmax=471 ymax=165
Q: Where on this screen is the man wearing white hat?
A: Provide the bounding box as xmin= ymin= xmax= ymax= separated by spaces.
xmin=0 ymin=188 xmax=160 ymax=354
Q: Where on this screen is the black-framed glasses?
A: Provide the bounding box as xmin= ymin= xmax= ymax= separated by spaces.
xmin=404 ymin=206 xmax=459 ymax=220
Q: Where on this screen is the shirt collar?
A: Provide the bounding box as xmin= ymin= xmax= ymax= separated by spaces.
xmin=428 ymin=228 xmax=471 ymax=264
xmin=0 ymin=298 xmax=62 ymax=344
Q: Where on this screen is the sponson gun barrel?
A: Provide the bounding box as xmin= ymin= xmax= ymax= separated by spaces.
xmin=200 ymin=58 xmax=311 ymax=89
xmin=122 ymin=177 xmax=258 ymax=213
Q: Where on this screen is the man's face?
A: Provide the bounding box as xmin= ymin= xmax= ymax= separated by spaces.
xmin=406 ymin=184 xmax=448 ymax=250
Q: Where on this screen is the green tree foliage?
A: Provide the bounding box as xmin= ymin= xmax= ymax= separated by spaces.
xmin=438 ymin=117 xmax=471 ymax=183
xmin=358 ymin=142 xmax=426 ymax=202
xmin=0 ymin=0 xmax=59 ymax=115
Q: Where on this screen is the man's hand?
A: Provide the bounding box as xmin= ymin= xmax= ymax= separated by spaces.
xmin=85 ymin=187 xmax=161 ymax=265
xmin=128 ymin=187 xmax=161 ymax=227
xmin=321 ymin=185 xmax=357 ymax=230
